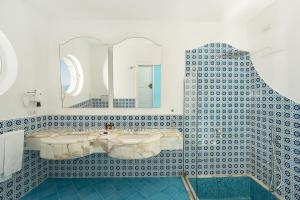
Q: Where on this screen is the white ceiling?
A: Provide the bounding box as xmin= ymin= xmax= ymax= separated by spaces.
xmin=25 ymin=0 xmax=275 ymax=22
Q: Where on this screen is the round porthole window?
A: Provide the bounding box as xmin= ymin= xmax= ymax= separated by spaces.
xmin=0 ymin=31 xmax=18 ymax=95
xmin=60 ymin=54 xmax=83 ymax=96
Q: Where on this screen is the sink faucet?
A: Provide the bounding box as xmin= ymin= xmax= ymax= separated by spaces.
xmin=105 ymin=123 xmax=114 ymax=130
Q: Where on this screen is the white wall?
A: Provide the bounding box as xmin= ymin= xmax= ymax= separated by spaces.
xmin=113 ymin=38 xmax=161 ymax=99
xmin=246 ymin=0 xmax=300 ymax=104
xmin=45 ymin=20 xmax=248 ymax=115
xmin=0 ymin=0 xmax=50 ymax=120
xmin=4 ymin=0 xmax=297 ymax=118
xmin=0 ymin=1 xmax=249 ymax=118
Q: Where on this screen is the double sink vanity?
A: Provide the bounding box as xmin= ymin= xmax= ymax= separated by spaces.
xmin=25 ymin=128 xmax=183 ymax=160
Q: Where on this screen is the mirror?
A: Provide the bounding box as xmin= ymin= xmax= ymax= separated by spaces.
xmin=0 ymin=31 xmax=18 ymax=96
xmin=60 ymin=37 xmax=109 ymax=108
xmin=0 ymin=52 xmax=2 ymax=75
xmin=113 ymin=38 xmax=162 ymax=108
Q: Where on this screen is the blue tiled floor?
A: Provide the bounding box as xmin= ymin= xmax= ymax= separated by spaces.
xmin=21 ymin=177 xmax=189 ymax=200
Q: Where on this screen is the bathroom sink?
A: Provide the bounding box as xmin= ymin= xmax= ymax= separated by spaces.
xmin=116 ymin=134 xmax=161 ymax=144
xmin=40 ymin=135 xmax=97 ymax=160
xmin=108 ymin=134 xmax=161 ymax=159
xmin=41 ymin=135 xmax=97 ymax=144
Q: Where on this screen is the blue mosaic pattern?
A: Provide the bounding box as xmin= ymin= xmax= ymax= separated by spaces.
xmin=21 ymin=177 xmax=189 ymax=200
xmin=70 ymin=98 xmax=109 ymax=108
xmin=46 ymin=115 xmax=182 ymax=130
xmin=0 ymin=116 xmax=47 ymax=134
xmin=0 ymin=151 xmax=48 ymax=200
xmin=184 ymin=43 xmax=248 ymax=176
xmin=1 ymin=115 xmax=183 ymax=199
xmin=1 ymin=43 xmax=300 ymax=200
xmin=46 ymin=115 xmax=184 ymax=178
xmin=248 ymin=67 xmax=300 ymax=200
xmin=184 ymin=43 xmax=300 ymax=200
xmin=113 ymin=98 xmax=136 ymax=108
xmin=48 ymin=151 xmax=183 ymax=178
xmin=1 ymin=115 xmax=184 ymax=199
xmin=0 ymin=116 xmax=48 ymax=200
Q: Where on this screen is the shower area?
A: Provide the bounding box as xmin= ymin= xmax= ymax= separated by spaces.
xmin=182 ymin=43 xmax=283 ymax=200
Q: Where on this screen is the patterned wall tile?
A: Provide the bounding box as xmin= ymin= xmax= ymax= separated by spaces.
xmin=0 ymin=116 xmax=48 ymax=200
xmin=184 ymin=43 xmax=248 ymax=176
xmin=248 ymin=68 xmax=300 ymax=200
xmin=113 ymin=98 xmax=136 ymax=108
xmin=2 ymin=43 xmax=300 ymax=200
xmin=48 ymin=151 xmax=183 ymax=178
xmin=70 ymin=98 xmax=109 ymax=108
xmin=46 ymin=114 xmax=184 ymax=178
xmin=184 ymin=42 xmax=300 ymax=200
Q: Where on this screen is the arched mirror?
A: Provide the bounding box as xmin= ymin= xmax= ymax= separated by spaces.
xmin=0 ymin=31 xmax=18 ymax=95
xmin=59 ymin=37 xmax=109 ymax=108
xmin=113 ymin=38 xmax=162 ymax=108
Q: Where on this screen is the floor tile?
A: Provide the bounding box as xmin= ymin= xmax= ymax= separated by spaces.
xmin=21 ymin=177 xmax=189 ymax=200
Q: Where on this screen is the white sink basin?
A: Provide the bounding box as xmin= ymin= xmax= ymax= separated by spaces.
xmin=40 ymin=135 xmax=97 ymax=160
xmin=108 ymin=134 xmax=161 ymax=160
xmin=116 ymin=134 xmax=161 ymax=144
xmin=41 ymin=135 xmax=97 ymax=144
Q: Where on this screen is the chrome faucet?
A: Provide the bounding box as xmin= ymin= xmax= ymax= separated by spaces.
xmin=215 ymin=128 xmax=222 ymax=139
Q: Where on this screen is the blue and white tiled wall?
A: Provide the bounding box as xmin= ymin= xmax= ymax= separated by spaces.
xmin=0 ymin=115 xmax=184 ymax=200
xmin=1 ymin=43 xmax=300 ymax=200
xmin=70 ymin=98 xmax=109 ymax=108
xmin=184 ymin=43 xmax=248 ymax=176
xmin=0 ymin=116 xmax=48 ymax=200
xmin=248 ymin=67 xmax=300 ymax=200
xmin=46 ymin=115 xmax=184 ymax=178
xmin=113 ymin=98 xmax=136 ymax=108
xmin=184 ymin=43 xmax=300 ymax=200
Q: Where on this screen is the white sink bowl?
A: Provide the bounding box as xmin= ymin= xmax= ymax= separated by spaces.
xmin=40 ymin=135 xmax=97 ymax=160
xmin=108 ymin=134 xmax=161 ymax=160
xmin=116 ymin=134 xmax=161 ymax=144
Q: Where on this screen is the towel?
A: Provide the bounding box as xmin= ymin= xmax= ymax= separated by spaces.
xmin=0 ymin=130 xmax=24 ymax=182
xmin=0 ymin=134 xmax=4 ymax=176
xmin=0 ymin=133 xmax=11 ymax=182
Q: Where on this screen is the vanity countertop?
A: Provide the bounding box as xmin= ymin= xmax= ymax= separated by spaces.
xmin=25 ymin=128 xmax=183 ymax=160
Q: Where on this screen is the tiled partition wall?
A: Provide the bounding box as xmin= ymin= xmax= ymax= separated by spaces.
xmin=184 ymin=43 xmax=300 ymax=200
xmin=248 ymin=66 xmax=300 ymax=200
xmin=0 ymin=116 xmax=48 ymax=200
xmin=184 ymin=43 xmax=248 ymax=176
